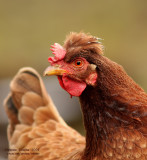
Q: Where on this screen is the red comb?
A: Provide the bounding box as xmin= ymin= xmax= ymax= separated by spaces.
xmin=48 ymin=43 xmax=66 ymax=65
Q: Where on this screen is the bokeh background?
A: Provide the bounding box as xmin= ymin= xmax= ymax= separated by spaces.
xmin=0 ymin=0 xmax=147 ymax=159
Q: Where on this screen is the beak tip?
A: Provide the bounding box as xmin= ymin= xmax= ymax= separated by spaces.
xmin=43 ymin=70 xmax=48 ymax=76
xmin=44 ymin=66 xmax=67 ymax=76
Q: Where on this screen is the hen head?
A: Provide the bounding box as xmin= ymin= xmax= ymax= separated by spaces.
xmin=44 ymin=32 xmax=103 ymax=97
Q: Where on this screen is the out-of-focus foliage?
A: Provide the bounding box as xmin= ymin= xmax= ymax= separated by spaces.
xmin=0 ymin=0 xmax=147 ymax=90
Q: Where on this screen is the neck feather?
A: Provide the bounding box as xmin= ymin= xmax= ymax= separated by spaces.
xmin=79 ymin=57 xmax=147 ymax=159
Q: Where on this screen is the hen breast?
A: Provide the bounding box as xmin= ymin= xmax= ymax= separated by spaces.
xmin=4 ymin=67 xmax=85 ymax=160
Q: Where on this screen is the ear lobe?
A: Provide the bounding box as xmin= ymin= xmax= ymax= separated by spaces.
xmin=86 ymin=72 xmax=98 ymax=86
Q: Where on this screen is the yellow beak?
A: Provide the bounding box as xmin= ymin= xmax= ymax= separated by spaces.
xmin=44 ymin=66 xmax=67 ymax=76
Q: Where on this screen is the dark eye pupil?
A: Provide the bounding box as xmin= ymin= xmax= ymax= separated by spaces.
xmin=76 ymin=61 xmax=81 ymax=65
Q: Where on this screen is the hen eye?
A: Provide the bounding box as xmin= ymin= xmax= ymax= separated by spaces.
xmin=74 ymin=59 xmax=84 ymax=67
xmin=76 ymin=61 xmax=81 ymax=65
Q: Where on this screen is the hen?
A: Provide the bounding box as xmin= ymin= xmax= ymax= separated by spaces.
xmin=4 ymin=32 xmax=147 ymax=160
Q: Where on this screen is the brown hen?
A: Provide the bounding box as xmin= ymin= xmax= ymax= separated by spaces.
xmin=4 ymin=32 xmax=147 ymax=160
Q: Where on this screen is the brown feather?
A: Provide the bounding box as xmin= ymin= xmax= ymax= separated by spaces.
xmin=4 ymin=67 xmax=85 ymax=160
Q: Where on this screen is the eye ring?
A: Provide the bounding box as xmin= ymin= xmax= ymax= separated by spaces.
xmin=73 ymin=59 xmax=84 ymax=68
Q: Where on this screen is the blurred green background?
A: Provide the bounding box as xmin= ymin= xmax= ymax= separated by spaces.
xmin=1 ymin=0 xmax=147 ymax=131
xmin=0 ymin=0 xmax=147 ymax=158
xmin=0 ymin=0 xmax=147 ymax=89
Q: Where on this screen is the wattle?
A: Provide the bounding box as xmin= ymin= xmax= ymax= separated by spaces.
xmin=58 ymin=76 xmax=86 ymax=97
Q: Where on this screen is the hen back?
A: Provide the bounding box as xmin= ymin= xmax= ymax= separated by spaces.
xmin=4 ymin=67 xmax=85 ymax=160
